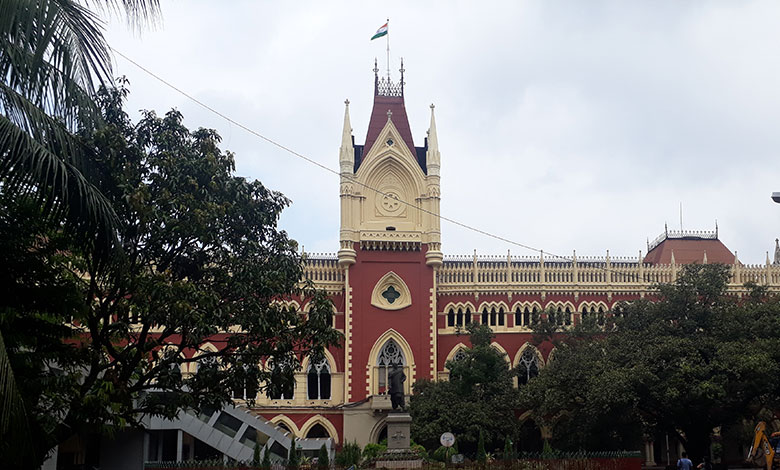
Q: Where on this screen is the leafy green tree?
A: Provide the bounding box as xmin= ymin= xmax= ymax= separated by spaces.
xmin=254 ymin=441 xmax=262 ymax=467
xmin=410 ymin=323 xmax=520 ymax=457
xmin=362 ymin=442 xmax=386 ymax=462
xmin=521 ymin=264 xmax=780 ymax=463
xmin=288 ymin=438 xmax=300 ymax=470
xmin=318 ymin=443 xmax=330 ymax=470
xmin=261 ymin=445 xmax=272 ymax=470
xmin=1 ymin=1 xmax=159 ymax=466
xmin=334 ymin=441 xmax=362 ymax=467
xmin=503 ymin=436 xmax=513 ymax=461
xmin=476 ymin=429 xmax=487 ymax=463
xmin=0 ymin=86 xmax=340 ymax=467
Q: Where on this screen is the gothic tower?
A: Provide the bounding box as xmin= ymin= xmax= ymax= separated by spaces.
xmin=337 ymin=62 xmax=442 ymax=441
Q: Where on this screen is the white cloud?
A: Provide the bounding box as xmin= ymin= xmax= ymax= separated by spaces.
xmin=105 ymin=0 xmax=780 ymax=262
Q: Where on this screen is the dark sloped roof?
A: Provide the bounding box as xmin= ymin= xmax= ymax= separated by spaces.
xmin=643 ymin=237 xmax=735 ymax=265
xmin=364 ymin=95 xmax=415 ymax=158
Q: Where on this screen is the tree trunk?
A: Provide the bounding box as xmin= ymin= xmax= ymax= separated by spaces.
xmin=682 ymin=427 xmax=712 ymax=467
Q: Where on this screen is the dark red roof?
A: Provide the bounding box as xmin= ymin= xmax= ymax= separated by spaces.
xmin=643 ymin=238 xmax=735 ymax=265
xmin=363 ymin=95 xmax=415 ymax=157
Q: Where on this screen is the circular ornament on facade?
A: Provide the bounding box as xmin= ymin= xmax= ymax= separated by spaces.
xmin=386 ymin=138 xmax=394 ymax=146
xmin=378 ymin=191 xmax=402 ymax=216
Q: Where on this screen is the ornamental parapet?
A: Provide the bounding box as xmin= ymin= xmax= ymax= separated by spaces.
xmin=302 ymin=255 xmax=343 ymax=292
xmin=437 ymin=257 xmax=780 ymax=295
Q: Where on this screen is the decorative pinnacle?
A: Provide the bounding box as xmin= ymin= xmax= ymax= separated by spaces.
xmin=386 ymin=109 xmax=393 ymax=121
xmin=344 ymin=99 xmax=350 ymax=106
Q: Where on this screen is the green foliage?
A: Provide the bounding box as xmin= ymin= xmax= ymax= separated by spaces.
xmin=318 ymin=443 xmax=330 ymax=470
xmin=261 ymin=445 xmax=271 ymax=470
xmin=362 ymin=442 xmax=386 ymax=462
xmin=476 ymin=429 xmax=487 ymax=463
xmin=504 ymin=436 xmax=513 ymax=461
xmin=288 ymin=439 xmax=300 ymax=470
xmin=0 ymin=85 xmax=341 ymax=466
xmin=253 ymin=442 xmax=261 ymax=466
xmin=334 ymin=441 xmax=361 ymax=467
xmin=521 ymin=264 xmax=780 ymax=463
xmin=410 ymin=323 xmax=520 ymax=457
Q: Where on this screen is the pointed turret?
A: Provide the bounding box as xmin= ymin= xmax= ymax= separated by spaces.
xmin=339 ymin=99 xmax=354 ymax=174
xmin=426 ymin=104 xmax=440 ymax=176
xmin=774 ymin=239 xmax=780 ymax=265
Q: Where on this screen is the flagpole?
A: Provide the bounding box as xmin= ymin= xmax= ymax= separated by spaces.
xmin=386 ymin=18 xmax=390 ymax=80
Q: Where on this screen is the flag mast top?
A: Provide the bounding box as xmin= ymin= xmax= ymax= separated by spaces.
xmin=386 ymin=18 xmax=390 ymax=80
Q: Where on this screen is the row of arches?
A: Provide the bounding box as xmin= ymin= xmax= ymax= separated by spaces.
xmin=270 ymin=414 xmax=339 ymax=442
xmin=444 ymin=300 xmax=612 ymax=328
xmin=177 ymin=344 xmax=338 ymax=402
xmin=445 ymin=342 xmax=546 ymax=386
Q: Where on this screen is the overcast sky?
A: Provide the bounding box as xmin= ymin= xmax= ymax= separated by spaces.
xmin=105 ymin=1 xmax=780 ymax=264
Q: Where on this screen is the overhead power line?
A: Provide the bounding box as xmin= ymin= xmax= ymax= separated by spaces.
xmin=110 ymin=47 xmax=644 ymax=274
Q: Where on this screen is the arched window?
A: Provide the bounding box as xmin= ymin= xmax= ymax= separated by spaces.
xmin=307 ymin=358 xmax=331 ymax=400
xmin=306 ymin=423 xmax=331 ymax=439
xmin=267 ymin=358 xmax=295 ymax=400
xmin=231 ymin=365 xmax=258 ymax=401
xmin=276 ymin=422 xmax=291 ymax=433
xmin=565 ymin=307 xmax=572 ymax=326
xmin=482 ymin=307 xmax=505 ymax=326
xmin=447 ymin=308 xmax=456 ymax=327
xmin=517 ymin=348 xmax=539 ymax=386
xmin=581 ymin=305 xmax=590 ymax=320
xmin=453 ymin=348 xmax=467 ymax=362
xmin=377 ymin=339 xmax=405 ymax=392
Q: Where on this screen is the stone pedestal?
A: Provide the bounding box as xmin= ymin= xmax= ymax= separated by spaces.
xmin=375 ymin=412 xmax=422 ymax=469
xmin=387 ymin=412 xmax=412 ymax=450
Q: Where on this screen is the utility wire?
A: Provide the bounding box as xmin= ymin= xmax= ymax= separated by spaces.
xmin=110 ymin=47 xmax=645 ymax=275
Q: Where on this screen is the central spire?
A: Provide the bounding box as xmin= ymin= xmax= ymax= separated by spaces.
xmin=374 ymin=57 xmax=404 ymax=98
xmin=364 ymin=58 xmax=414 ymax=157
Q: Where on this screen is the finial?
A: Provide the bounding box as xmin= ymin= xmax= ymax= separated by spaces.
xmin=702 ymin=250 xmax=708 ymax=264
xmin=665 ymin=222 xmax=668 ymax=237
xmin=430 ymin=103 xmax=435 ymax=110
xmin=386 ymin=109 xmax=393 ymax=121
xmin=374 ymin=58 xmax=379 ymax=95
xmin=344 ymin=99 xmax=350 ymax=106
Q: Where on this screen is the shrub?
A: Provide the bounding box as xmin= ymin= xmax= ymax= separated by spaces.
xmin=362 ymin=443 xmax=387 ymax=462
xmin=335 ymin=441 xmax=362 ymax=467
xmin=318 ymin=444 xmax=330 ymax=470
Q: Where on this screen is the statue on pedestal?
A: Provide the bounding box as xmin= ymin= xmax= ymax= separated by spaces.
xmin=388 ymin=363 xmax=406 ymax=410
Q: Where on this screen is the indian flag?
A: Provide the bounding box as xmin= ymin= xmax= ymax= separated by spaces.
xmin=371 ymin=23 xmax=388 ymax=40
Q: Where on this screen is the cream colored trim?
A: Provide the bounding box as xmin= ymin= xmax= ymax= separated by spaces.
xmin=344 ymin=268 xmax=352 ymax=402
xmin=514 ymin=342 xmax=545 ymax=367
xmin=270 ymin=415 xmax=300 ymax=436
xmin=547 ymin=347 xmax=557 ymax=363
xmin=441 ymin=301 xmax=477 ymax=314
xmin=478 ymin=300 xmax=510 ymax=312
xmin=444 ymin=343 xmax=469 ymax=363
xmin=370 ymin=271 xmax=412 ymax=311
xmin=300 ymin=415 xmax=340 ymax=443
xmin=369 ymin=418 xmax=388 ymax=444
xmin=490 ymin=342 xmax=511 ymax=365
xmin=300 ymin=348 xmax=339 ymax=373
xmin=578 ymin=300 xmax=609 ymax=313
xmin=365 ymin=329 xmax=416 ymax=396
xmin=509 ymin=300 xmax=542 ymax=312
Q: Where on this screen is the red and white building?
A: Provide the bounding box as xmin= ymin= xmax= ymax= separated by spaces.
xmin=244 ymin=64 xmax=780 ymax=465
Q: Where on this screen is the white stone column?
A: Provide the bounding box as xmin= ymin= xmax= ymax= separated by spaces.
xmin=176 ymin=429 xmax=183 ymax=462
xmin=644 ymin=439 xmax=656 ymax=466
